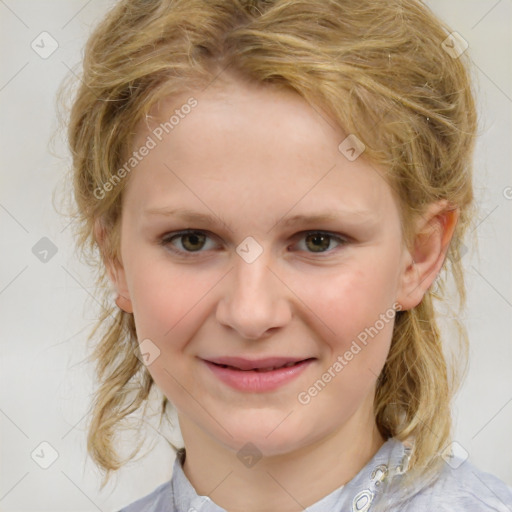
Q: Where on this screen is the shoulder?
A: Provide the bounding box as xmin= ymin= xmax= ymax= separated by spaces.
xmin=118 ymin=480 xmax=172 ymax=512
xmin=401 ymin=459 xmax=512 ymax=511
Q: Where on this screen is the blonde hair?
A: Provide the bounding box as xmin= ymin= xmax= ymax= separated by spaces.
xmin=57 ymin=0 xmax=478 ymax=490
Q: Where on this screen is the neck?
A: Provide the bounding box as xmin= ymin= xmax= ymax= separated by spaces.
xmin=178 ymin=409 xmax=385 ymax=512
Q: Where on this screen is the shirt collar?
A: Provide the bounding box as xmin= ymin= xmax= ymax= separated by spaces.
xmin=169 ymin=438 xmax=411 ymax=512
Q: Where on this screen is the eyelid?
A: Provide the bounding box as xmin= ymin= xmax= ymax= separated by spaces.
xmin=160 ymin=229 xmax=349 ymax=256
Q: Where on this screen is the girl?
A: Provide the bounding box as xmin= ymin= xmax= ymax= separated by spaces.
xmin=61 ymin=0 xmax=512 ymax=510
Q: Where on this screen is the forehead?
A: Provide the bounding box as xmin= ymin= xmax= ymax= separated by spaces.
xmin=123 ymin=77 xmax=397 ymax=228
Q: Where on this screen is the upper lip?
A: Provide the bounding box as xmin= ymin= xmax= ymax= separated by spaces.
xmin=203 ymin=356 xmax=314 ymax=370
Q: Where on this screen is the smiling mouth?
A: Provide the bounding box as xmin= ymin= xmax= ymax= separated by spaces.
xmin=210 ymin=359 xmax=314 ymax=372
xmin=204 ymin=358 xmax=316 ymax=392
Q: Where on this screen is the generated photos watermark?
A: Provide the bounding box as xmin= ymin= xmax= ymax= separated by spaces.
xmin=93 ymin=97 xmax=198 ymax=200
xmin=297 ymin=302 xmax=402 ymax=405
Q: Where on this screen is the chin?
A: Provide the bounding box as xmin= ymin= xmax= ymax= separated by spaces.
xmin=213 ymin=418 xmax=310 ymax=459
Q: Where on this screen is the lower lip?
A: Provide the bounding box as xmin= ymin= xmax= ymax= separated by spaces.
xmin=203 ymin=359 xmax=314 ymax=392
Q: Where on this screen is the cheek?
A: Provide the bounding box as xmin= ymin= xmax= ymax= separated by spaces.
xmin=125 ymin=252 xmax=206 ymax=347
xmin=302 ymin=254 xmax=398 ymax=378
xmin=296 ymin=270 xmax=396 ymax=419
xmin=312 ymin=261 xmax=397 ymax=333
xmin=125 ymin=260 xmax=211 ymax=406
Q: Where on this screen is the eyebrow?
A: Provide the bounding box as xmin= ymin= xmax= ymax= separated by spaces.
xmin=142 ymin=206 xmax=374 ymax=229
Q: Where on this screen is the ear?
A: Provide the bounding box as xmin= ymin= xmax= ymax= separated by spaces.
xmin=396 ymin=201 xmax=459 ymax=311
xmin=94 ymin=218 xmax=134 ymax=314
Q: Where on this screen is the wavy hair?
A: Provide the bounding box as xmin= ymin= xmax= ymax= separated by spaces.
xmin=56 ymin=0 xmax=478 ymax=489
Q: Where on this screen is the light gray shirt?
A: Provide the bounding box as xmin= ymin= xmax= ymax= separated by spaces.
xmin=118 ymin=438 xmax=512 ymax=511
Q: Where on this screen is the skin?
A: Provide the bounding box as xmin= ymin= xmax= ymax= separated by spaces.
xmin=100 ymin=73 xmax=458 ymax=512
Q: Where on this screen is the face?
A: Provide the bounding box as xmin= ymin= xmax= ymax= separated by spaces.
xmin=111 ymin=75 xmax=414 ymax=457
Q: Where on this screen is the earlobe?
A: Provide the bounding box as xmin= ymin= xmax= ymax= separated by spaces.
xmin=94 ymin=218 xmax=134 ymax=314
xmin=108 ymin=262 xmax=134 ymax=313
xmin=108 ymin=258 xmax=134 ymax=314
xmin=397 ymin=202 xmax=459 ymax=311
xmin=115 ymin=293 xmax=134 ymax=314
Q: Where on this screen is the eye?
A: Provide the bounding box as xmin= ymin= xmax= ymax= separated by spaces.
xmin=160 ymin=230 xmax=348 ymax=256
xmin=293 ymin=231 xmax=348 ymax=254
xmin=161 ymin=230 xmax=215 ymax=254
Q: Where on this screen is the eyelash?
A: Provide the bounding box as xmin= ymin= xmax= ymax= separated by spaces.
xmin=160 ymin=229 xmax=349 ymax=257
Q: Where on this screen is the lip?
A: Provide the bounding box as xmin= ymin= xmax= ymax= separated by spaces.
xmin=202 ymin=357 xmax=316 ymax=393
xmin=204 ymin=356 xmax=312 ymax=371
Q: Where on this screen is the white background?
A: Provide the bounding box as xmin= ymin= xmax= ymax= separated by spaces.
xmin=0 ymin=1 xmax=511 ymax=511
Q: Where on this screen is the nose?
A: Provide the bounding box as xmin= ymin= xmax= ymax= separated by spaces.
xmin=215 ymin=250 xmax=292 ymax=340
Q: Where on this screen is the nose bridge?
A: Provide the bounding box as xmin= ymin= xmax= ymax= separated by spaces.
xmin=234 ymin=244 xmax=273 ymax=299
xmin=217 ymin=239 xmax=289 ymax=339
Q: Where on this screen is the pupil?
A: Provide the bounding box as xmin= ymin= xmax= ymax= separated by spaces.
xmin=308 ymin=234 xmax=329 ymax=252
xmin=184 ymin=233 xmax=204 ymax=251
